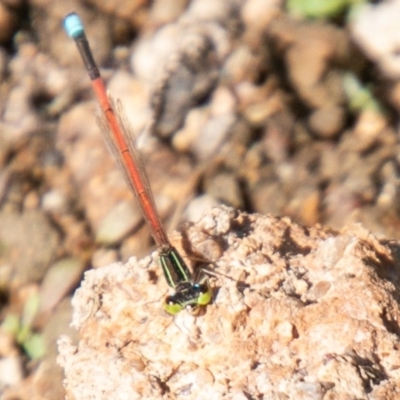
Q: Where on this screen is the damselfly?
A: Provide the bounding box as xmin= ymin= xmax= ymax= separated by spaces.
xmin=63 ymin=12 xmax=212 ymax=315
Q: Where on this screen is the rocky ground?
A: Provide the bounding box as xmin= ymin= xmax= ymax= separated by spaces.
xmin=59 ymin=206 xmax=400 ymax=399
xmin=2 ymin=0 xmax=400 ymax=398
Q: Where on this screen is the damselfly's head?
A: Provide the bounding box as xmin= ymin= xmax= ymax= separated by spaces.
xmin=163 ymin=280 xmax=212 ymax=315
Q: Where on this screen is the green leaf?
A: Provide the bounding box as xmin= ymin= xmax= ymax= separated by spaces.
xmin=22 ymin=333 xmax=46 ymax=360
xmin=343 ymin=72 xmax=382 ymax=113
xmin=288 ymin=0 xmax=350 ymax=18
xmin=22 ymin=292 xmax=40 ymax=329
xmin=1 ymin=313 xmax=21 ymax=336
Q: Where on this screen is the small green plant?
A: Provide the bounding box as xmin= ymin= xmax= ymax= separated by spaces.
xmin=287 ymin=0 xmax=367 ymax=19
xmin=1 ymin=292 xmax=46 ymax=360
xmin=343 ymin=72 xmax=383 ymax=113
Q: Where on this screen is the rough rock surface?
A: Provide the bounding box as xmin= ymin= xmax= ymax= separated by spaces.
xmin=58 ymin=206 xmax=400 ymax=399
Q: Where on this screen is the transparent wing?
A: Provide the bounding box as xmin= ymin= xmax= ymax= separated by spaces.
xmin=96 ymin=96 xmax=170 ymax=249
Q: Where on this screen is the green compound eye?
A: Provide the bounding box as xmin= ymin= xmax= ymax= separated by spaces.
xmin=195 ymin=284 xmax=212 ymax=306
xmin=163 ymin=299 xmax=184 ymax=315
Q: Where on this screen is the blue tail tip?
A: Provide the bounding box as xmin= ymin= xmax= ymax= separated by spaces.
xmin=64 ymin=12 xmax=84 ymax=38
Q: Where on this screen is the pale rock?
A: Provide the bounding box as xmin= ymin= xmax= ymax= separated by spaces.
xmin=58 ymin=206 xmax=400 ymax=399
